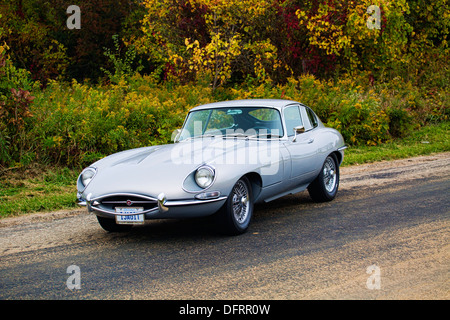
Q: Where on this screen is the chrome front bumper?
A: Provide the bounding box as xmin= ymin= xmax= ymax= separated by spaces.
xmin=78 ymin=192 xmax=227 ymax=219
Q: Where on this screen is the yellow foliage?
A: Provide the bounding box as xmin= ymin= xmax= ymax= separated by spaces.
xmin=296 ymin=0 xmax=413 ymax=71
xmin=138 ymin=0 xmax=287 ymax=89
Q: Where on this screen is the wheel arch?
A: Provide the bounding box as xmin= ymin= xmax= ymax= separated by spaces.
xmin=242 ymin=172 xmax=262 ymax=201
xmin=330 ymin=150 xmax=343 ymax=166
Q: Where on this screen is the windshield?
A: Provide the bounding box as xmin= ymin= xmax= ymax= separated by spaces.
xmin=178 ymin=107 xmax=284 ymax=141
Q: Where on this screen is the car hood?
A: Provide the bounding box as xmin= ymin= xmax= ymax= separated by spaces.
xmin=83 ymin=137 xmax=271 ymax=199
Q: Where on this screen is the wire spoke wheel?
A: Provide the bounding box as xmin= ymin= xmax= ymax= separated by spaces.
xmin=308 ymin=154 xmax=340 ymax=202
xmin=218 ymin=176 xmax=253 ymax=235
xmin=231 ymin=180 xmax=250 ymax=224
xmin=323 ymin=156 xmax=337 ymax=193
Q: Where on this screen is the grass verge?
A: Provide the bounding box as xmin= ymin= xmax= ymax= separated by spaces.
xmin=0 ymin=122 xmax=448 ymax=218
xmin=343 ymin=122 xmax=449 ymax=166
xmin=0 ymin=166 xmax=79 ymax=218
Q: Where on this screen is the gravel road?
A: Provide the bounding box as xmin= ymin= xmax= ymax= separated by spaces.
xmin=0 ymin=152 xmax=449 ymax=300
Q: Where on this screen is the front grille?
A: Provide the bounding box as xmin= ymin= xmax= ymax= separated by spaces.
xmin=96 ymin=194 xmax=158 ymax=212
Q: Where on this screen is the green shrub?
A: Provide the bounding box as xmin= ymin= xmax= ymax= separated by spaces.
xmin=0 ymin=44 xmax=35 ymax=166
xmin=386 ymin=107 xmax=414 ymax=138
xmin=0 ymin=71 xmax=447 ymax=168
xmin=22 ymin=77 xmax=216 ymax=167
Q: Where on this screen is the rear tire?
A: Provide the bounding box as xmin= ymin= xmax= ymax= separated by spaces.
xmin=97 ymin=216 xmax=133 ymax=232
xmin=217 ymin=176 xmax=253 ymax=235
xmin=308 ymin=154 xmax=339 ymax=202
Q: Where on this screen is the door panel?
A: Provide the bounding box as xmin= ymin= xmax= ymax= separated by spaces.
xmin=282 ymin=105 xmax=319 ymax=186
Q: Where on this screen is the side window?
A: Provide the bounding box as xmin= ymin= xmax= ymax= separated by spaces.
xmin=306 ymin=107 xmax=318 ymax=128
xmin=283 ymin=105 xmax=303 ymax=137
xmin=300 ymin=106 xmax=318 ymax=131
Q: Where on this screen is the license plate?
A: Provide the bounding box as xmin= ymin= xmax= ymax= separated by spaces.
xmin=115 ymin=207 xmax=144 ymax=224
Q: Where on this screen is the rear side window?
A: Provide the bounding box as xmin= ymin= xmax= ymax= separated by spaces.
xmin=306 ymin=107 xmax=318 ymax=128
xmin=300 ymin=106 xmax=318 ymax=131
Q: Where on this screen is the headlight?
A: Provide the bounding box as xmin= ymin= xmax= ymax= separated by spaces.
xmin=78 ymin=167 xmax=97 ymax=191
xmin=194 ymin=166 xmax=215 ymax=189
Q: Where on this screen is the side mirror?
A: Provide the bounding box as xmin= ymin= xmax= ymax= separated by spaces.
xmin=292 ymin=126 xmax=305 ymax=142
xmin=172 ymin=128 xmax=182 ymax=143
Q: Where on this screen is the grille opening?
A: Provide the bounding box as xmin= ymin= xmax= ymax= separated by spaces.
xmin=97 ymin=195 xmax=157 ymax=212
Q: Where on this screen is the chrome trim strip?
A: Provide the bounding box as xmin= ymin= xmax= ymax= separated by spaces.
xmin=337 ymin=145 xmax=348 ymax=151
xmin=165 ymin=196 xmax=227 ymax=207
xmin=90 ymin=205 xmax=160 ymax=216
xmin=91 ymin=192 xmax=158 ymax=202
xmin=101 ymin=200 xmax=157 ymax=204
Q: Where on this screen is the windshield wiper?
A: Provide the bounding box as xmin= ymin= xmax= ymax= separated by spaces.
xmin=248 ymin=133 xmax=282 ymax=139
xmin=224 ymin=132 xmax=250 ymax=138
xmin=183 ymin=134 xmax=222 ymax=141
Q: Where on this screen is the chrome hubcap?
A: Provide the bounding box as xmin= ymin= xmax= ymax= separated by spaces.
xmin=323 ymin=157 xmax=337 ymax=193
xmin=231 ymin=180 xmax=250 ymax=224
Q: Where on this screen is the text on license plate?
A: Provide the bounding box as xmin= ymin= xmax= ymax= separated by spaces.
xmin=115 ymin=207 xmax=144 ymax=224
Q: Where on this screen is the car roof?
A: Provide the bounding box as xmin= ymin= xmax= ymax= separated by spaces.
xmin=189 ymin=99 xmax=300 ymax=112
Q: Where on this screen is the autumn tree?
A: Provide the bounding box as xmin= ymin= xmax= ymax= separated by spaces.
xmin=0 ymin=0 xmax=143 ymax=83
xmin=137 ymin=0 xmax=288 ymax=89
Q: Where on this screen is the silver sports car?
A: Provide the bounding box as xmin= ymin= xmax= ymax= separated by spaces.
xmin=77 ymin=99 xmax=347 ymax=235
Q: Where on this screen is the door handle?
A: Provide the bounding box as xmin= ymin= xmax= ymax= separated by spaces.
xmin=308 ymin=138 xmax=314 ymax=144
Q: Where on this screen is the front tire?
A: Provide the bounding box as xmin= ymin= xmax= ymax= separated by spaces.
xmin=308 ymin=154 xmax=339 ymax=202
xmin=97 ymin=216 xmax=133 ymax=232
xmin=217 ymin=176 xmax=254 ymax=235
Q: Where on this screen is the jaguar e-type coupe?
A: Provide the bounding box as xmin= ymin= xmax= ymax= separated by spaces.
xmin=77 ymin=99 xmax=347 ymax=235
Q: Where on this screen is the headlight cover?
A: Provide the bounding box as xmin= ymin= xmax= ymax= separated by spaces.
xmin=194 ymin=166 xmax=215 ymax=189
xmin=78 ymin=167 xmax=97 ymax=191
